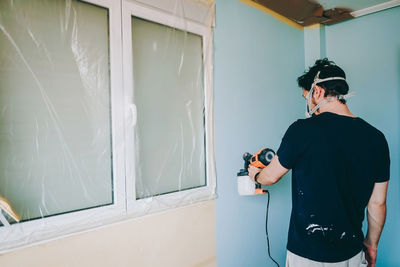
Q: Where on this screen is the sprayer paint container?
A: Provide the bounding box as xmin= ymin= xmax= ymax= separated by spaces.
xmin=237 ymin=173 xmax=256 ymax=195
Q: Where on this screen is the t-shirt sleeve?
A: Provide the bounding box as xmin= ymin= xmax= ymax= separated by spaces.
xmin=277 ymin=120 xmax=305 ymax=169
xmin=374 ymin=133 xmax=390 ymax=183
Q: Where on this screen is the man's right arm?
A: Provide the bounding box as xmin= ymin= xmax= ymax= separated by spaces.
xmin=364 ymin=181 xmax=389 ymax=267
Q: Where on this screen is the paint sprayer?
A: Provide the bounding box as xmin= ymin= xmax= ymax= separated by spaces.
xmin=237 ymin=148 xmax=280 ymax=267
xmin=237 ymin=148 xmax=275 ymax=195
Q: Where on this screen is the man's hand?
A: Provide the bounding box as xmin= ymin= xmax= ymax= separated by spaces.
xmin=247 ymin=156 xmax=289 ymax=185
xmin=248 ymin=165 xmax=261 ymax=183
xmin=364 ymin=242 xmax=377 ymax=267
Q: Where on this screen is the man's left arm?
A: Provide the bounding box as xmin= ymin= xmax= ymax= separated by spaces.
xmin=248 ymin=155 xmax=289 ymax=185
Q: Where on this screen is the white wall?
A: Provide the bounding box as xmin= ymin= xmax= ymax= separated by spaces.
xmin=0 ymin=200 xmax=216 ymax=267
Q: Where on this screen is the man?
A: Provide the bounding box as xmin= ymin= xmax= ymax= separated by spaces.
xmin=248 ymin=59 xmax=390 ymax=267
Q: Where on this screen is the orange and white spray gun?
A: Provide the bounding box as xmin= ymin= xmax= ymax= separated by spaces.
xmin=237 ymin=148 xmax=280 ymax=266
xmin=237 ymin=148 xmax=275 ymax=195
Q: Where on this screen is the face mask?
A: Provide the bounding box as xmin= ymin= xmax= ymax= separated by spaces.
xmin=305 ymin=71 xmax=354 ymax=118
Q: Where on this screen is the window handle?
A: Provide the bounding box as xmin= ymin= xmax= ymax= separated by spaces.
xmin=129 ymin=104 xmax=137 ymax=127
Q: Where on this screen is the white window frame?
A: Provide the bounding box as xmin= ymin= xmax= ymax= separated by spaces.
xmin=0 ymin=0 xmax=215 ymax=253
xmin=122 ymin=1 xmax=215 ymax=215
xmin=0 ymin=0 xmax=126 ymax=252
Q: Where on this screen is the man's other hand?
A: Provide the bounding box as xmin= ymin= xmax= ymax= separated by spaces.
xmin=364 ymin=243 xmax=377 ymax=267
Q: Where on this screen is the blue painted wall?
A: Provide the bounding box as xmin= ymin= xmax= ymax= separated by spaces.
xmin=214 ymin=1 xmax=304 ymax=266
xmin=325 ymin=7 xmax=400 ymax=266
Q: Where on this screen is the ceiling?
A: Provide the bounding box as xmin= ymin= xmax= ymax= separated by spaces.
xmin=252 ymin=0 xmax=400 ymax=26
xmin=317 ymin=0 xmax=389 ymax=10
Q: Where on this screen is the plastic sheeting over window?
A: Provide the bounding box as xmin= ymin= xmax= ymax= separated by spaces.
xmin=132 ymin=17 xmax=206 ymax=199
xmin=0 ymin=0 xmax=113 ymax=221
xmin=0 ymin=0 xmax=215 ymax=252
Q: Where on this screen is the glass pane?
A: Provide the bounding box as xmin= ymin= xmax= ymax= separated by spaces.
xmin=132 ymin=17 xmax=206 ymax=199
xmin=0 ymin=0 xmax=113 ymax=222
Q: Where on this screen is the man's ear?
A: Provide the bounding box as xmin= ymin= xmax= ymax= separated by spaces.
xmin=313 ymin=86 xmax=325 ymax=100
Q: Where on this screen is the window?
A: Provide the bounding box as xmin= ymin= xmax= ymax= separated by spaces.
xmin=0 ymin=0 xmax=214 ymax=251
xmin=122 ymin=2 xmax=215 ymax=213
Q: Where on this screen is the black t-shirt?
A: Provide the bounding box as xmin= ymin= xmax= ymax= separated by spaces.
xmin=277 ymin=112 xmax=390 ymax=262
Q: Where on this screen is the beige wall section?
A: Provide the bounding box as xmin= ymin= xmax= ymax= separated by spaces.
xmin=0 ymin=200 xmax=216 ymax=267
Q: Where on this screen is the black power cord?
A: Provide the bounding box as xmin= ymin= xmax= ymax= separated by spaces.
xmin=264 ymin=190 xmax=280 ymax=267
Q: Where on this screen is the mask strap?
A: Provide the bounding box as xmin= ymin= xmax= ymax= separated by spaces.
xmin=308 ymin=96 xmax=336 ymax=115
xmin=338 ymin=92 xmax=356 ymax=100
xmin=306 ymin=87 xmax=313 ymax=116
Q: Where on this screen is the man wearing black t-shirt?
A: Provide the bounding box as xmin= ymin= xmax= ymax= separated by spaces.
xmin=248 ymin=59 xmax=390 ymax=267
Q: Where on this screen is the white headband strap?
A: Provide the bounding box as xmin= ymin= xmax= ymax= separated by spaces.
xmin=311 ymin=71 xmax=346 ymax=90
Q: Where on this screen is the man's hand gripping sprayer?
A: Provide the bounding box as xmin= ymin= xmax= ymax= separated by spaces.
xmin=237 ymin=148 xmax=275 ymax=195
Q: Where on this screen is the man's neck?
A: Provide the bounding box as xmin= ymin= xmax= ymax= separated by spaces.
xmin=315 ymin=100 xmax=356 ymax=118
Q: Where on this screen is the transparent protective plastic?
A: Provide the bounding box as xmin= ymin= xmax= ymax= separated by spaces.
xmin=131 ymin=16 xmax=206 ymax=199
xmin=0 ymin=0 xmax=215 ymax=252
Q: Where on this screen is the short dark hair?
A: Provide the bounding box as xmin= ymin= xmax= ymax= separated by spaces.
xmin=297 ymin=58 xmax=349 ymax=104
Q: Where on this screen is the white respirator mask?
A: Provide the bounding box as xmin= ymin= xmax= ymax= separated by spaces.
xmin=305 ymin=71 xmax=354 ymax=118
